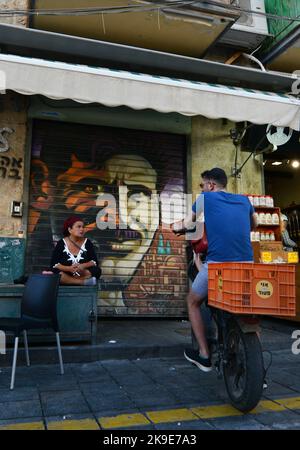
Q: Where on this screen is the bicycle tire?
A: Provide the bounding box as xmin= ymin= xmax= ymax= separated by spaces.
xmin=223 ymin=324 xmax=264 ymax=413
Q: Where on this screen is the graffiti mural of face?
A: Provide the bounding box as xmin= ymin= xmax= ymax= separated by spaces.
xmin=57 ymin=154 xmax=159 ymax=308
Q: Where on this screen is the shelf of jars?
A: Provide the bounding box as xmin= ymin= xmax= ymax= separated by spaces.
xmin=246 ymin=195 xmax=287 ymax=263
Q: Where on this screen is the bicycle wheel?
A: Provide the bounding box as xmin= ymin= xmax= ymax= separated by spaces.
xmin=223 ymin=324 xmax=264 ymax=413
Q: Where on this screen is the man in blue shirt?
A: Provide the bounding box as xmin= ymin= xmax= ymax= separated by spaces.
xmin=173 ymin=168 xmax=257 ymax=372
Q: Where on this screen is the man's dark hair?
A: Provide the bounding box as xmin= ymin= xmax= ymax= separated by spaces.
xmin=201 ymin=168 xmax=228 ymax=188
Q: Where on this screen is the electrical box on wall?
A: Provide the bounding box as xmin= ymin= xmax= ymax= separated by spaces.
xmin=218 ymin=0 xmax=270 ymax=50
xmin=11 ymin=201 xmax=23 ymax=217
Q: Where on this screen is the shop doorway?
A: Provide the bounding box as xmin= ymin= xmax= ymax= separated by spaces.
xmin=242 ymin=123 xmax=300 ymax=322
xmin=242 ymin=123 xmax=300 ymax=246
xmin=26 ymin=119 xmax=189 ymax=317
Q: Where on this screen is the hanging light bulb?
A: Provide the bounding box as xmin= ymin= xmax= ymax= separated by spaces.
xmin=291 ymin=160 xmax=300 ymax=169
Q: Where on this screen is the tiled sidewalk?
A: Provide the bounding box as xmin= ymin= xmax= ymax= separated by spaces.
xmin=0 ymin=347 xmax=299 ymax=430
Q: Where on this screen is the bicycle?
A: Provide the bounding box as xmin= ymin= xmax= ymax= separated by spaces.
xmin=187 ymin=257 xmax=267 ymax=413
xmin=191 ymin=300 xmax=265 ymax=412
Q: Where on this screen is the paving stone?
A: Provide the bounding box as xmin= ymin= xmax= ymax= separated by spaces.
xmin=0 ymin=387 xmax=39 ymax=402
xmin=84 ymin=391 xmax=136 ymax=413
xmin=133 ymin=364 xmax=185 ymax=382
xmin=103 ymin=365 xmax=154 ymax=387
xmin=254 ymin=410 xmax=300 ymax=427
xmin=125 ymin=385 xmax=180 ymax=409
xmin=45 ymin=414 xmax=100 ymax=430
xmin=75 ymin=374 xmax=113 ymax=386
xmin=3 ymin=365 xmax=76 ymax=390
xmin=271 ymin=421 xmax=300 ymax=430
xmin=175 ymin=371 xmax=220 ymax=388
xmin=270 ymin=372 xmax=300 ymax=389
xmin=207 ymin=415 xmax=269 ymax=430
xmin=154 ymin=420 xmax=214 ymax=430
xmin=165 ymin=386 xmax=212 ymax=405
xmin=0 ymin=399 xmax=43 ymax=420
xmin=11 ymin=380 xmax=38 ymax=389
xmin=122 ymin=382 xmax=162 ymax=396
xmin=261 ymin=381 xmax=298 ymax=398
xmin=79 ymin=381 xmax=124 ymax=395
xmin=0 ymin=368 xmax=12 ymax=380
xmin=70 ymin=362 xmax=109 ymax=382
xmin=101 ymin=360 xmax=133 ymax=370
xmin=40 ymin=390 xmax=90 ymax=416
xmin=112 ymin=424 xmax=156 ymax=430
xmin=18 ymin=364 xmax=74 ymax=378
xmin=34 ymin=375 xmax=78 ymax=391
xmin=112 ymin=373 xmax=155 ymax=387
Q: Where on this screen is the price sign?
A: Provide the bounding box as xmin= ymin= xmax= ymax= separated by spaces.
xmin=261 ymin=252 xmax=272 ymax=263
xmin=288 ymin=252 xmax=299 ymax=263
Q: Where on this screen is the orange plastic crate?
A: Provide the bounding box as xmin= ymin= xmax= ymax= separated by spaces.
xmin=208 ymin=263 xmax=296 ymax=316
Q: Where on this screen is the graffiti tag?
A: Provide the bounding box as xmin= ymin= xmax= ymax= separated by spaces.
xmin=0 ymin=128 xmax=14 ymax=153
xmin=0 ymin=156 xmax=22 ymax=179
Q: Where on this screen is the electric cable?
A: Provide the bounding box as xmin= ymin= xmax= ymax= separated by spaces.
xmin=0 ymin=1 xmax=201 ymax=17
xmin=0 ymin=0 xmax=300 ymax=23
xmin=262 ymin=349 xmax=273 ymax=378
xmin=232 ymin=124 xmax=268 ymax=178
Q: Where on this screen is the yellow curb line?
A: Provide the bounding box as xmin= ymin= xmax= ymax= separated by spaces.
xmin=146 ymin=408 xmax=198 ymax=424
xmin=0 ymin=421 xmax=45 ymax=430
xmin=98 ymin=395 xmax=300 ymax=429
xmin=99 ymin=413 xmax=150 ymax=429
xmin=47 ymin=418 xmax=100 ymax=430
xmin=2 ymin=395 xmax=300 ymax=430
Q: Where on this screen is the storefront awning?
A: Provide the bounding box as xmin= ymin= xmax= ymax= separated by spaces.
xmin=1 ymin=53 xmax=300 ymax=131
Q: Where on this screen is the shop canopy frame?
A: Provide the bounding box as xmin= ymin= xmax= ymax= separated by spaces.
xmin=1 ymin=53 xmax=300 ymax=131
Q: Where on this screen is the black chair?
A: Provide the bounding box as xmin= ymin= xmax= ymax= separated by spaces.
xmin=0 ymin=274 xmax=64 ymax=390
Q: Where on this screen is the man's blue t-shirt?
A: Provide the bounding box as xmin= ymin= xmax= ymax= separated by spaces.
xmin=192 ymin=191 xmax=254 ymax=262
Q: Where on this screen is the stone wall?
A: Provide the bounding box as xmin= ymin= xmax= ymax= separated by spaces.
xmin=0 ymin=0 xmax=29 ymax=27
xmin=190 ymin=116 xmax=264 ymax=199
xmin=0 ymin=93 xmax=28 ymax=237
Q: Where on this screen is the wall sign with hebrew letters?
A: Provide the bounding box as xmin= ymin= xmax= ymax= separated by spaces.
xmin=0 ymin=156 xmax=22 ymax=179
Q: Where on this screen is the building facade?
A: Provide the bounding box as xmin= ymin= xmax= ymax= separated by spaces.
xmin=1 ymin=1 xmax=299 ymax=317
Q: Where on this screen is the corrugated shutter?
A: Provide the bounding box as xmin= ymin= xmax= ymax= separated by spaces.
xmin=26 ymin=119 xmax=188 ymax=317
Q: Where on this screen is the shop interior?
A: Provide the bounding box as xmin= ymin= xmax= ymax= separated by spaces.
xmin=242 ymin=123 xmax=300 ymax=248
xmin=242 ymin=123 xmax=300 ymax=322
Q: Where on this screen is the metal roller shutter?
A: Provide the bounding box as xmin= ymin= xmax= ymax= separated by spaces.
xmin=27 ymin=119 xmax=189 ymax=317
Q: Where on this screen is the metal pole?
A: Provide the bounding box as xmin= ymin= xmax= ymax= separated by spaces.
xmin=56 ymin=332 xmax=64 ymax=375
xmin=23 ymin=330 xmax=30 ymax=366
xmin=10 ymin=337 xmax=19 ymax=390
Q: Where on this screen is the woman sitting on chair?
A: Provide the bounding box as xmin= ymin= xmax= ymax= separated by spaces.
xmin=47 ymin=216 xmax=101 ymax=286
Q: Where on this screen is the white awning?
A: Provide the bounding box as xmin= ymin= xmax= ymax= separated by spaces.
xmin=1 ymin=53 xmax=300 ymax=130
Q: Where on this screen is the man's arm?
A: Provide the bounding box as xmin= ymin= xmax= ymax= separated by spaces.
xmin=173 ymin=194 xmax=204 ymax=234
xmin=172 ymin=212 xmax=197 ymax=233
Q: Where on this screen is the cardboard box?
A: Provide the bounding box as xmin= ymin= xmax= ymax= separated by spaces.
xmin=252 ymin=241 xmax=283 ymax=263
xmin=259 ymin=242 xmax=283 ymax=252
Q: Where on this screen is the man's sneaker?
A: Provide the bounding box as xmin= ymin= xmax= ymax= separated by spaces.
xmin=184 ymin=348 xmax=212 ymax=372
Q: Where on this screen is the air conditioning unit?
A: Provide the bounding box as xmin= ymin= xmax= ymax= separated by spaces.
xmin=219 ymin=0 xmax=270 ymax=50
